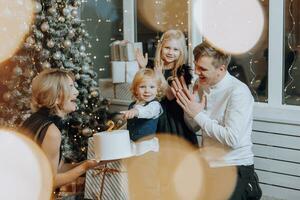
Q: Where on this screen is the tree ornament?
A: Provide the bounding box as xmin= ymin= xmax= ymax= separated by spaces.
xmin=48 ymin=7 xmax=56 ymax=15
xmin=24 ymin=68 xmax=35 ymax=78
xmin=81 ymin=127 xmax=92 ymax=137
xmin=34 ymin=2 xmax=42 ymax=13
xmin=82 ymin=64 xmax=89 ymax=72
xmin=41 ymin=49 xmax=50 ymax=59
xmin=54 ymin=51 xmax=62 ymax=60
xmin=71 ymin=9 xmax=78 ymax=17
xmin=42 ymin=61 xmax=51 ymax=68
xmin=91 ymin=90 xmax=99 ymax=97
xmin=63 ymin=40 xmax=72 ymax=48
xmin=79 ymin=45 xmax=86 ymax=52
xmin=35 ymin=30 xmax=44 ymax=39
xmin=40 ymin=22 xmax=49 ymax=32
xmin=13 ymin=66 xmax=23 ymax=76
xmin=63 ymin=7 xmax=71 ymax=16
xmin=47 ymin=40 xmax=55 ymax=48
xmin=35 ymin=42 xmax=43 ymax=51
xmin=68 ymin=30 xmax=75 ymax=38
xmin=3 ymin=92 xmax=11 ymax=102
xmin=58 ymin=16 xmax=65 ymax=22
xmin=26 ymin=36 xmax=35 ymax=45
xmin=73 ymin=0 xmax=81 ymax=7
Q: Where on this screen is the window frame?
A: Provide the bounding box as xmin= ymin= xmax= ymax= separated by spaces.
xmin=122 ymin=0 xmax=300 ymax=124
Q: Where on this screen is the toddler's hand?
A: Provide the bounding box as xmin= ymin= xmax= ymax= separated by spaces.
xmin=120 ymin=109 xmax=138 ymax=119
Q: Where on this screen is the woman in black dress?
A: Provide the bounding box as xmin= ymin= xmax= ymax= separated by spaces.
xmin=136 ymin=29 xmax=198 ymax=146
xmin=21 ymin=69 xmax=102 ymax=189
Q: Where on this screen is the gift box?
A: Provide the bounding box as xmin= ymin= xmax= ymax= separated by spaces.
xmin=110 ymin=40 xmax=143 ymax=62
xmin=119 ymin=41 xmax=135 ymax=61
xmin=110 ymin=40 xmax=121 ymax=61
xmin=115 ymin=83 xmax=132 ymax=101
xmin=111 ymin=61 xmax=139 ymax=84
xmin=84 ymin=138 xmax=129 ymax=200
xmin=125 ymin=61 xmax=139 ymax=83
xmin=111 ymin=61 xmax=126 ymax=83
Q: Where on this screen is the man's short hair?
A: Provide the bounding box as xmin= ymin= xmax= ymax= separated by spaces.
xmin=193 ymin=42 xmax=231 ymax=69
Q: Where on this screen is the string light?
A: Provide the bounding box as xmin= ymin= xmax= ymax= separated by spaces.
xmin=284 ymin=0 xmax=297 ymax=102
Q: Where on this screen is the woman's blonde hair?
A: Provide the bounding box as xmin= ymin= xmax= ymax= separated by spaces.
xmin=130 ymin=68 xmax=163 ymax=101
xmin=31 ymin=68 xmax=75 ymax=114
xmin=155 ymin=29 xmax=188 ymax=76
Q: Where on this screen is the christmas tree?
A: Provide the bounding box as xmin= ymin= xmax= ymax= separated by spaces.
xmin=0 ymin=0 xmax=111 ymax=162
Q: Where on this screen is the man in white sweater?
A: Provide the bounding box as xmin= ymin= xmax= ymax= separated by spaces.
xmin=171 ymin=42 xmax=262 ymax=200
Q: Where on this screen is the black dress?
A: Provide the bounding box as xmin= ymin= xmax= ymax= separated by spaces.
xmin=147 ymin=62 xmax=198 ymax=146
xmin=20 ymin=107 xmax=64 ymax=159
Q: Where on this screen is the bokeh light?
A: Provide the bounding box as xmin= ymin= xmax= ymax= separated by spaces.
xmin=137 ymin=0 xmax=188 ymax=32
xmin=194 ymin=0 xmax=264 ymax=54
xmin=0 ymin=0 xmax=34 ymax=63
xmin=0 ymin=129 xmax=53 ymax=200
xmin=126 ymin=134 xmax=237 ymax=200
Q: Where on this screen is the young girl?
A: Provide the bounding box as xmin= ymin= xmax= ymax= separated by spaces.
xmin=136 ymin=29 xmax=198 ymax=145
xmin=122 ymin=68 xmax=163 ymax=141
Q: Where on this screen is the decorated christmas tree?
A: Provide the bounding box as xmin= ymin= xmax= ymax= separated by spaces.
xmin=0 ymin=0 xmax=111 ymax=162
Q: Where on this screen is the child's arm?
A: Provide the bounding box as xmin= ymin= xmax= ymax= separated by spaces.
xmin=121 ymin=108 xmax=139 ymax=119
xmin=121 ymin=101 xmax=162 ymax=120
xmin=134 ymin=101 xmax=162 ymax=119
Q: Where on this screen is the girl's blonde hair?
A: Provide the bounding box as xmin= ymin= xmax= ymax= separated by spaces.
xmin=130 ymin=68 xmax=163 ymax=101
xmin=155 ymin=29 xmax=188 ymax=76
xmin=31 ymin=68 xmax=75 ymax=114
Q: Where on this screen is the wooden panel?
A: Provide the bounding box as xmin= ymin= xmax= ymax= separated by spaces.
xmin=260 ymin=184 xmax=300 ymax=200
xmin=253 ymin=144 xmax=300 ymax=163
xmin=253 ymin=120 xmax=300 ymax=136
xmin=256 ymin=170 xmax=300 ymax=190
xmin=254 ymin=157 xmax=300 ymax=176
xmin=252 ymin=131 xmax=300 ymax=150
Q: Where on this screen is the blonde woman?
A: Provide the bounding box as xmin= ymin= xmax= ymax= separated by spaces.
xmin=136 ymin=30 xmax=197 ymax=145
xmin=21 ymin=69 xmax=104 ymax=189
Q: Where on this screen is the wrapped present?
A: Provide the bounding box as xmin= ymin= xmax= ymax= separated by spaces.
xmin=110 ymin=40 xmax=143 ymax=62
xmin=119 ymin=41 xmax=135 ymax=61
xmin=111 ymin=61 xmax=139 ymax=84
xmin=125 ymin=61 xmax=139 ymax=83
xmin=110 ymin=40 xmax=121 ymax=61
xmin=84 ymin=137 xmax=129 ymax=200
xmin=115 ymin=83 xmax=131 ymax=100
xmin=111 ymin=61 xmax=126 ymax=83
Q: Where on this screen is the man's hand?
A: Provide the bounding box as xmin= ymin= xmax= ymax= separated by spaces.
xmin=120 ymin=108 xmax=139 ymax=119
xmin=171 ymin=77 xmax=206 ymax=118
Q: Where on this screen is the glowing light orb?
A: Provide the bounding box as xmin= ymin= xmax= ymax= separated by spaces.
xmin=126 ymin=134 xmax=237 ymax=199
xmin=173 ymin=152 xmax=205 ymax=199
xmin=0 ymin=129 xmax=53 ymax=200
xmin=194 ymin=0 xmax=264 ymax=54
xmin=0 ymin=0 xmax=34 ymax=63
xmin=137 ymin=0 xmax=188 ymax=32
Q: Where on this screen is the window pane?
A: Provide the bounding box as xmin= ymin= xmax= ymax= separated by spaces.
xmin=284 ymin=0 xmax=300 ymax=105
xmin=136 ymin=0 xmax=189 ymax=61
xmin=80 ymin=0 xmax=123 ymax=78
xmin=229 ymin=0 xmax=269 ymax=103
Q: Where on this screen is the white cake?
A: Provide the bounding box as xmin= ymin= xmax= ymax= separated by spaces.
xmin=93 ymin=130 xmax=133 ymax=161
